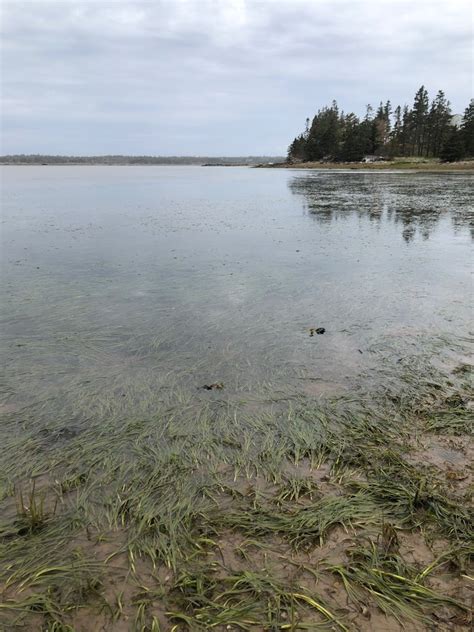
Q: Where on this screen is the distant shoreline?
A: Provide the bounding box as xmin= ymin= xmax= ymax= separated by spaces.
xmin=2 ymin=159 xmax=472 ymax=172
xmin=0 ymin=163 xmax=251 ymax=167
xmin=0 ymin=162 xmax=255 ymax=167
xmin=0 ymin=155 xmax=284 ymax=167
xmin=257 ymin=160 xmax=474 ymax=172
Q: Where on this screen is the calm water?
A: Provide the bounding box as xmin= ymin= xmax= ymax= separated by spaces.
xmin=1 ymin=166 xmax=472 ymax=420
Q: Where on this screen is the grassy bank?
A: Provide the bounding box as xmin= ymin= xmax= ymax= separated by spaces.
xmin=0 ymin=353 xmax=472 ymax=631
xmin=259 ymin=160 xmax=474 ymax=172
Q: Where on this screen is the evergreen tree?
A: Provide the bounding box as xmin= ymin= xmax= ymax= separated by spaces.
xmin=372 ymin=100 xmax=392 ymax=153
xmin=306 ymin=102 xmax=341 ymax=160
xmin=440 ymin=127 xmax=465 ymax=162
xmin=401 ymin=105 xmax=410 ymax=156
xmin=372 ymin=102 xmax=388 ymax=152
xmin=461 ymin=99 xmax=474 ymax=157
xmin=286 ymin=88 xmax=468 ymax=163
xmin=287 ymin=134 xmax=309 ymax=162
xmin=390 ymin=105 xmax=403 ymax=155
xmin=410 ymin=85 xmax=429 ymax=155
xmin=338 ymin=112 xmax=371 ymax=161
xmin=426 ymin=91 xmax=451 ymax=157
xmin=384 ymin=100 xmax=392 ymax=134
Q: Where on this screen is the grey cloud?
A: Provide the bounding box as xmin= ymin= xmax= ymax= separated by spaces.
xmin=1 ymin=0 xmax=471 ymax=155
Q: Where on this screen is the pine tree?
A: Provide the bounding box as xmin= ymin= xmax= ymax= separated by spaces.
xmin=371 ymin=102 xmax=389 ymax=153
xmin=461 ymin=99 xmax=474 ymax=157
xmin=338 ymin=112 xmax=371 ymax=161
xmin=440 ymin=127 xmax=465 ymax=162
xmin=426 ymin=91 xmax=451 ymax=157
xmin=306 ymin=103 xmax=341 ymax=161
xmin=287 ymin=134 xmax=309 ymax=162
xmin=384 ymin=100 xmax=392 ymax=134
xmin=286 ymin=87 xmax=460 ymax=163
xmin=410 ymin=86 xmax=429 ymax=156
xmin=390 ymin=105 xmax=403 ymax=155
xmin=401 ymin=105 xmax=411 ymax=156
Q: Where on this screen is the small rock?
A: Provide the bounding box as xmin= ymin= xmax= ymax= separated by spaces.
xmin=446 ymin=469 xmax=467 ymax=481
xmin=201 ymin=383 xmax=224 ymax=391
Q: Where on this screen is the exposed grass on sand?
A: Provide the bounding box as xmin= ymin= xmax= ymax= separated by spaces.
xmin=0 ymin=357 xmax=472 ymax=630
xmin=327 ymin=540 xmax=471 ymax=625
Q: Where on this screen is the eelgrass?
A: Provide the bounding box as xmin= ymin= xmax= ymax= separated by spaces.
xmin=0 ymin=356 xmax=472 ymax=630
xmin=424 ymin=408 xmax=473 ymax=434
xmin=327 ymin=539 xmax=469 ymax=625
xmin=218 ymin=492 xmax=381 ymax=549
xmin=167 ymin=569 xmax=349 ymax=631
xmin=349 ymin=470 xmax=473 ymax=541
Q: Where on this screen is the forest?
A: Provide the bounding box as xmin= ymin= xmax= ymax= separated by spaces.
xmin=288 ymin=86 xmax=473 ymax=163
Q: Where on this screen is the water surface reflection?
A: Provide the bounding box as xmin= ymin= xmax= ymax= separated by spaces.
xmin=1 ymin=167 xmax=472 ymax=427
xmin=288 ymin=171 xmax=473 ymax=242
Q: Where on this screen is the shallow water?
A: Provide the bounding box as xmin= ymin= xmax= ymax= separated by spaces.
xmin=1 ymin=166 xmax=472 ymax=420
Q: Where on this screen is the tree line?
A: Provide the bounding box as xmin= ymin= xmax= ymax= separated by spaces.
xmin=288 ymin=87 xmax=473 ymax=163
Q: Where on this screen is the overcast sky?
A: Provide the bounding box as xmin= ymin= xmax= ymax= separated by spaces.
xmin=1 ymin=0 xmax=472 ymax=155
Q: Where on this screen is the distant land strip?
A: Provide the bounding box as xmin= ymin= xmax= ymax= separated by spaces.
xmin=0 ymin=155 xmax=284 ymax=166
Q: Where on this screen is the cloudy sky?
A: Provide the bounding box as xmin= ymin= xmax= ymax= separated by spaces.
xmin=1 ymin=0 xmax=472 ymax=155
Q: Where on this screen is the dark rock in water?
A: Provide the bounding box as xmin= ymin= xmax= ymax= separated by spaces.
xmin=201 ymin=383 xmax=224 ymax=391
xmin=315 ymin=327 xmax=325 ymax=334
xmin=452 ymin=363 xmax=472 ymax=375
xmin=39 ymin=425 xmax=80 ymax=443
xmin=444 ymin=393 xmax=466 ymax=408
xmin=309 ymin=327 xmax=325 ymax=336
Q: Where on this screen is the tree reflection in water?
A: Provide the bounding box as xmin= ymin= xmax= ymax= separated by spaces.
xmin=288 ymin=172 xmax=473 ymax=242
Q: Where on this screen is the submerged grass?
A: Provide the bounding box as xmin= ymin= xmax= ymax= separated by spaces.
xmin=0 ymin=355 xmax=472 ymax=630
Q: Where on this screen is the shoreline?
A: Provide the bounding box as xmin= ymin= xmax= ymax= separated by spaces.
xmin=257 ymin=160 xmax=474 ymax=172
xmin=2 ymin=160 xmax=473 ymax=172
